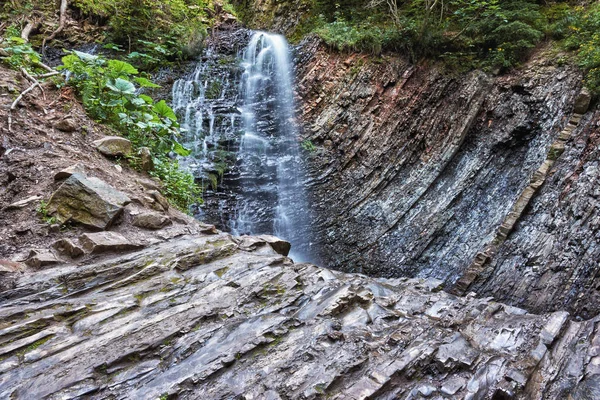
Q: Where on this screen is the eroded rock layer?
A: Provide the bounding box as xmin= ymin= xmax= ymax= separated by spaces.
xmin=295 ymin=39 xmax=598 ymax=316
xmin=0 ymin=234 xmax=599 ymax=399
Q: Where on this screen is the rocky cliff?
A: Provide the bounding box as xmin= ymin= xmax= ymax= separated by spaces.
xmin=295 ymin=38 xmax=598 ymax=318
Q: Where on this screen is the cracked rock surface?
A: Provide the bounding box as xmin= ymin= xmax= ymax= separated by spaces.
xmin=1 ymin=234 xmax=598 ymax=399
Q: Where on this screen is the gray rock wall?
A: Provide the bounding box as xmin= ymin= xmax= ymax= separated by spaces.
xmin=295 ymin=39 xmax=594 ymax=315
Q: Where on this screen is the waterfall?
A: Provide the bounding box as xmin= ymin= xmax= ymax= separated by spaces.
xmin=171 ymin=31 xmax=316 ymax=263
xmin=232 ymin=32 xmax=314 ymax=262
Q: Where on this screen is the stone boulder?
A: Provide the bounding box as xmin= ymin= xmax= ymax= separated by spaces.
xmin=48 ymin=173 xmax=131 ymax=230
xmin=54 ymin=163 xmax=86 ymax=181
xmin=79 ymin=232 xmax=142 ymax=254
xmin=574 ymin=88 xmax=592 ymax=114
xmin=52 ymin=238 xmax=85 ymax=259
xmin=25 ymin=250 xmax=60 ymax=269
xmin=239 ymin=235 xmax=291 ymax=256
xmin=132 ymin=211 xmax=172 ymax=230
xmin=139 ymin=147 xmax=154 ymax=171
xmin=54 ymin=118 xmax=77 ymax=132
xmin=93 ymin=136 xmax=132 ymax=157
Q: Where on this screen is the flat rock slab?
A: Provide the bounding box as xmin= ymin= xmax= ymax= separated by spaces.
xmin=239 ymin=235 xmax=291 ymax=256
xmin=79 ymin=232 xmax=142 ymax=254
xmin=0 ymin=234 xmax=596 ymax=399
xmin=25 ymin=250 xmax=60 ymax=269
xmin=93 ymin=136 xmax=132 ymax=157
xmin=54 ymin=163 xmax=86 ymax=181
xmin=131 ymin=211 xmax=171 ymax=230
xmin=48 ymin=173 xmax=131 ymax=230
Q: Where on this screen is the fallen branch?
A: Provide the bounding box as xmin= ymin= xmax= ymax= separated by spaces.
xmin=35 ymin=71 xmax=61 ymax=79
xmin=42 ymin=0 xmax=68 ymax=52
xmin=34 ymin=61 xmax=55 ymax=73
xmin=21 ymin=13 xmax=42 ymax=42
xmin=8 ymin=81 xmax=41 ymax=132
xmin=20 ymin=68 xmax=45 ymax=100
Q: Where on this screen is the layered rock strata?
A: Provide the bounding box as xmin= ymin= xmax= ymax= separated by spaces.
xmin=295 ymin=39 xmax=598 ymax=316
xmin=0 ymin=234 xmax=599 ymax=399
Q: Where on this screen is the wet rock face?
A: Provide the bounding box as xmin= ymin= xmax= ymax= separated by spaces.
xmin=295 ymin=39 xmax=593 ymax=314
xmin=1 ymin=234 xmax=597 ymax=399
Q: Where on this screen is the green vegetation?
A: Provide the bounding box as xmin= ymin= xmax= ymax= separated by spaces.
xmin=306 ymin=0 xmax=547 ymax=71
xmin=70 ymin=0 xmax=235 ymax=66
xmin=1 ymin=34 xmax=201 ymax=211
xmin=233 ymin=0 xmax=599 ymax=93
xmin=56 ymin=51 xmax=202 ymax=210
xmin=2 ymin=0 xmax=236 ymax=69
xmin=301 ymin=139 xmax=317 ymax=152
xmin=36 ymin=201 xmax=57 ymax=225
xmin=547 ymin=3 xmax=600 ymax=94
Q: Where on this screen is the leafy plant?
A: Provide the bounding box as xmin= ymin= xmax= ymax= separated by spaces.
xmin=59 ymin=50 xmax=201 ymax=210
xmin=0 ymin=36 xmax=42 ymax=71
xmin=301 ymin=139 xmax=317 ymax=152
xmin=37 ymin=201 xmax=57 ymax=225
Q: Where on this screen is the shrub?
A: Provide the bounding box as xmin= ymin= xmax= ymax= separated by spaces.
xmin=58 ymin=50 xmax=202 ymax=210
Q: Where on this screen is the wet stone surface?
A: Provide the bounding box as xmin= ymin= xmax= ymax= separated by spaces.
xmin=0 ymin=233 xmax=598 ymax=399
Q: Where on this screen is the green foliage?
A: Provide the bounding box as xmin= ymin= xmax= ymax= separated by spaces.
xmin=37 ymin=201 xmax=57 ymax=225
xmin=150 ymin=158 xmax=202 ymax=211
xmin=301 ymin=139 xmax=317 ymax=152
xmin=59 ymin=50 xmax=201 ymax=210
xmin=307 ymin=0 xmax=547 ymax=69
xmin=69 ymin=0 xmax=235 ymax=66
xmin=0 ymin=36 xmax=41 ymax=71
xmin=556 ymin=3 xmax=600 ymax=94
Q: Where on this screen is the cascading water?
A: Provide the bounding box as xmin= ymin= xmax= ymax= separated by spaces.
xmin=171 ymin=31 xmax=316 ymax=263
xmin=233 ymin=32 xmax=314 ymax=262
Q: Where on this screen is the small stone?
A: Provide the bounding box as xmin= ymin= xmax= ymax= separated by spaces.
xmin=54 ymin=118 xmax=78 ymax=132
xmin=573 ymin=88 xmax=592 ymax=114
xmin=54 ymin=163 xmax=86 ymax=181
xmin=114 ymin=165 xmax=123 ymax=173
xmin=93 ymin=136 xmax=132 ymax=157
xmin=148 ymin=190 xmax=170 ymax=211
xmin=200 ymin=224 xmax=219 ymax=235
xmin=441 ymin=377 xmax=466 ymax=396
xmin=417 ymin=385 xmax=437 ymax=397
xmin=25 ymin=250 xmax=60 ymax=269
xmin=5 ymin=195 xmax=42 ymax=210
xmin=259 ymin=235 xmax=291 ymax=256
xmin=132 ymin=211 xmax=171 ymax=230
xmin=0 ymin=259 xmax=26 ymax=291
xmin=139 ymin=147 xmax=154 ymax=171
xmin=79 ymin=232 xmax=143 ymax=254
xmin=136 ymin=178 xmax=162 ymax=191
xmin=239 ymin=235 xmax=291 ymax=257
xmin=52 ymin=238 xmax=85 ymax=258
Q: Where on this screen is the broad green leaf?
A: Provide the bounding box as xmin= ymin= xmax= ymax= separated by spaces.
xmin=172 ymin=141 xmax=192 ymax=157
xmin=139 ymin=94 xmax=154 ymax=104
xmin=153 ymin=100 xmax=177 ymax=121
xmin=106 ymin=78 xmax=136 ymax=95
xmin=134 ymin=77 xmax=161 ymax=88
xmin=74 ymin=50 xmax=98 ymax=62
xmin=131 ymin=97 xmax=147 ymax=106
xmin=108 ymin=59 xmax=138 ymax=75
